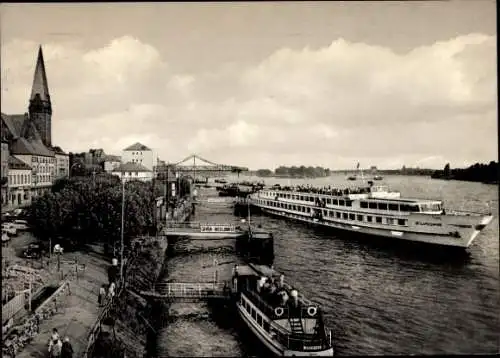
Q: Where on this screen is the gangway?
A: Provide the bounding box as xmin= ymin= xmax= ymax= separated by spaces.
xmin=139 ymin=282 xmax=231 ymax=302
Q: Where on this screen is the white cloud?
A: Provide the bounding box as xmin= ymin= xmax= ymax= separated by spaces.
xmin=1 ymin=33 xmax=496 ymax=169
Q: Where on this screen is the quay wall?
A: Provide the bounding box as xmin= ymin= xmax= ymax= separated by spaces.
xmin=90 ymin=237 xmax=168 ymax=358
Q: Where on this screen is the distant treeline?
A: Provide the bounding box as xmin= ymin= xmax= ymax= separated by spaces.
xmin=254 ymin=166 xmax=331 ymax=178
xmin=431 ymin=161 xmax=499 ymax=184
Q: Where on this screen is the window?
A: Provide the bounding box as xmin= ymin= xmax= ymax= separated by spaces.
xmin=339 ymin=200 xmax=344 ymax=206
xmin=386 ymin=218 xmax=395 ymax=225
xmin=369 ymin=202 xmax=377 ymax=209
xmin=398 ymin=219 xmax=407 ymax=226
xmin=326 ymin=198 xmax=331 ymax=204
xmin=389 ymin=204 xmax=399 ymax=211
xmin=357 ymin=214 xmax=363 ymax=221
xmin=345 ymin=200 xmax=352 ymax=207
xmin=367 ymin=216 xmax=373 ymax=222
xmin=349 ymin=213 xmax=355 ymax=220
xmin=306 ymin=207 xmax=311 ymax=213
xmin=343 ymin=212 xmax=348 ymax=219
xmin=378 ymin=203 xmax=388 ymax=210
xmin=128 ymin=172 xmax=132 ymax=176
xmin=263 ymin=321 xmax=270 ymax=332
xmin=360 ymin=201 xmax=368 ymax=209
xmin=376 ymin=217 xmax=382 ymax=223
xmin=332 ymin=199 xmax=338 ymax=205
xmin=336 ymin=212 xmax=341 ymax=218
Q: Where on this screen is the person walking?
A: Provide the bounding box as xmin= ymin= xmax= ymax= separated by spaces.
xmin=98 ymin=285 xmax=106 ymax=306
xmin=61 ymin=337 xmax=74 ymax=358
xmin=48 ymin=336 xmax=62 ymax=357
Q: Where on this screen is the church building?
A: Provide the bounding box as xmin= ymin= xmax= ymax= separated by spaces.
xmin=1 ymin=46 xmax=69 ymax=209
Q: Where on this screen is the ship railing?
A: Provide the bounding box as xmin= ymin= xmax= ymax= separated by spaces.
xmin=243 ymin=287 xmax=319 ymax=321
xmin=269 ymin=322 xmax=331 ymax=351
xmin=447 ymin=209 xmax=492 ymax=217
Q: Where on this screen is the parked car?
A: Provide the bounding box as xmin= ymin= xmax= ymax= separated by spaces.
xmin=22 ymin=243 xmax=42 ymax=259
xmin=2 ymin=232 xmax=10 ymax=242
xmin=1 ymin=224 xmax=17 ymax=236
xmin=11 ymin=220 xmax=29 ymax=231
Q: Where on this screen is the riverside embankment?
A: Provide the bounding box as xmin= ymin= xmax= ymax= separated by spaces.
xmin=90 ymin=238 xmax=168 ymax=358
xmin=153 ymin=187 xmax=252 ymax=357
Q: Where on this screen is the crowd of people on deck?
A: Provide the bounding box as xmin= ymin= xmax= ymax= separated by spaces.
xmin=271 ymin=184 xmax=372 ymax=196
xmin=255 ymin=274 xmax=302 ymax=312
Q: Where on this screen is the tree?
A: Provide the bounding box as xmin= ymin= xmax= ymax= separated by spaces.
xmin=443 ymin=163 xmax=451 ymax=178
xmin=26 ymin=176 xmax=174 ymax=249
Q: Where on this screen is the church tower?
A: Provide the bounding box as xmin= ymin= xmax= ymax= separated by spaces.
xmin=28 ymin=45 xmax=52 ymax=147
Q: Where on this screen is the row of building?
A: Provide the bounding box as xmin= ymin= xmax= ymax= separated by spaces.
xmin=1 ymin=46 xmax=179 ymax=212
xmin=1 ymin=47 xmax=69 ymax=211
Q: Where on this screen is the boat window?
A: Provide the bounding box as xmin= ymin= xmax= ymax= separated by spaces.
xmin=287 ymin=194 xmax=291 ymax=199
xmin=326 ymin=198 xmax=332 ymax=204
xmin=329 ymin=211 xmax=334 ymax=217
xmin=343 ymin=213 xmax=348 ymax=219
xmin=357 ymin=214 xmax=363 ymax=221
xmin=263 ymin=321 xmax=270 ymax=332
xmin=349 ymin=213 xmax=355 ymax=220
xmin=432 ymin=203 xmax=441 ymax=211
xmin=409 ymin=205 xmax=419 ymax=212
xmin=323 ymin=210 xmax=328 ymax=216
xmin=398 ymin=219 xmax=407 ymax=226
xmin=367 ymin=216 xmax=373 ymax=222
xmin=306 ymin=207 xmax=311 ymax=213
xmin=257 ymin=313 xmax=263 ymax=326
xmin=369 ymin=202 xmax=377 ymax=209
xmin=336 ymin=212 xmax=341 ymax=218
xmin=360 ymin=201 xmax=368 ymax=209
xmin=386 ymin=218 xmax=395 ymax=225
xmin=292 ymin=205 xmax=297 ymax=211
xmin=378 ymin=203 xmax=388 ymax=210
xmin=388 ymin=203 xmax=399 ymax=211
xmin=309 ymin=196 xmax=314 ymax=202
xmin=251 ymin=308 xmax=257 ymax=320
xmin=332 ymin=199 xmax=338 ymax=205
xmin=300 ymin=196 xmax=304 ymax=201
xmin=345 ymin=200 xmax=352 ymax=207
xmin=339 ymin=200 xmax=345 ymax=206
xmin=376 ymin=217 xmax=382 ymax=223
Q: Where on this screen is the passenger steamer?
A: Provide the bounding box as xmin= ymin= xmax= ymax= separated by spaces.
xmin=248 ymin=184 xmax=493 ymax=248
xmin=232 ymin=263 xmax=334 ymax=356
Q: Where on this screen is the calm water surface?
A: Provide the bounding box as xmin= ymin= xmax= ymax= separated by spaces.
xmin=158 ymin=175 xmax=499 ymax=356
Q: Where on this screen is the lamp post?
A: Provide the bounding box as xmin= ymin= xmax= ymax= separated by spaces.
xmin=120 ymin=175 xmax=125 ymax=281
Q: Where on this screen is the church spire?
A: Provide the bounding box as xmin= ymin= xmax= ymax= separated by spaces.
xmin=30 ymin=45 xmax=50 ymax=103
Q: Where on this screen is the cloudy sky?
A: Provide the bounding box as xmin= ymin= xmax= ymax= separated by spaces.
xmin=1 ymin=1 xmax=497 ymax=170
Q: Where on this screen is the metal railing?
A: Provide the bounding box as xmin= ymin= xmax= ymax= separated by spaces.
xmin=147 ymin=282 xmax=229 ymax=299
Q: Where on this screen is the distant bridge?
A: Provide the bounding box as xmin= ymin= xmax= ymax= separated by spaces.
xmin=156 ymin=154 xmax=248 ymax=178
xmin=139 ymin=282 xmax=231 ymax=302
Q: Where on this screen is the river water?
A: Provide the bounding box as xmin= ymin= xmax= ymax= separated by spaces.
xmin=157 ymin=174 xmax=499 ymax=356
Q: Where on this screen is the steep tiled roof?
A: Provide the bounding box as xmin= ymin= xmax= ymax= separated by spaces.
xmin=30 ymin=46 xmax=51 ymax=102
xmin=103 ymin=155 xmax=121 ymax=162
xmin=123 ymin=142 xmax=151 ymax=151
xmin=113 ymin=162 xmax=151 ymax=172
xmin=8 ymin=156 xmax=32 ymax=170
xmin=10 ymin=137 xmax=54 ymax=157
xmin=51 ymin=146 xmax=67 ymax=155
xmin=1 ymin=113 xmax=27 ymax=138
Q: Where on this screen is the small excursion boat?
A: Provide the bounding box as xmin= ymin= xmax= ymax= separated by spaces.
xmin=164 ymin=222 xmax=248 ymax=238
xmin=231 ymin=263 xmax=334 ymax=356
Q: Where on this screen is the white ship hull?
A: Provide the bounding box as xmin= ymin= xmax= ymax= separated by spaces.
xmin=236 ymin=301 xmax=334 ymax=357
xmin=252 ymin=204 xmax=492 ymax=249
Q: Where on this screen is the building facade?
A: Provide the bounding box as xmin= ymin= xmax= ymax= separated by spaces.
xmin=112 ymin=162 xmax=153 ymax=182
xmin=103 ymin=155 xmax=122 ymax=173
xmin=7 ymin=156 xmax=32 ymax=207
xmin=121 ymin=142 xmax=154 ymax=171
xmin=1 ymin=141 xmax=9 ymax=206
